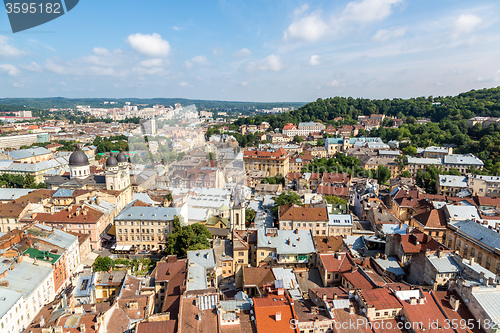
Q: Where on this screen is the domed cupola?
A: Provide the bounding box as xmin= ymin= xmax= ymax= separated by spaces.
xmin=69 ymin=147 xmax=89 ymax=166
xmin=106 ymin=154 xmax=118 ymax=167
xmin=116 ymin=149 xmax=127 ymax=163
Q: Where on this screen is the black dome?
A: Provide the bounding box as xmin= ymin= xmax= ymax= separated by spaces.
xmin=69 ymin=147 xmax=89 ymax=166
xmin=106 ymin=154 xmax=118 ymax=167
xmin=116 ymin=150 xmax=127 ymax=162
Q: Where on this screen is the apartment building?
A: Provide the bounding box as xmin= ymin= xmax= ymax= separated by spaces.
xmin=243 ymin=147 xmax=289 ymax=177
xmin=114 ymin=203 xmax=188 ymax=252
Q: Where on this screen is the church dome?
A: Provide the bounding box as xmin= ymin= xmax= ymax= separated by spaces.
xmin=106 ymin=154 xmax=118 ymax=167
xmin=116 ymin=150 xmax=127 ymax=163
xmin=69 ymin=147 xmax=89 ymax=166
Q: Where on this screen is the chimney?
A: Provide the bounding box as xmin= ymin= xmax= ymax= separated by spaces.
xmin=349 ymin=305 xmax=355 ymax=314
xmin=470 ymin=257 xmax=475 ymax=266
xmin=80 ymin=324 xmax=86 ymax=332
xmin=275 ymin=312 xmax=281 ymax=321
xmin=322 ymin=294 xmax=327 ymax=302
xmin=333 ymin=293 xmax=337 ymax=300
xmin=418 ymin=297 xmax=425 ymax=304
xmin=409 ymin=297 xmax=417 ymax=305
xmin=449 ymin=295 xmax=460 ymax=311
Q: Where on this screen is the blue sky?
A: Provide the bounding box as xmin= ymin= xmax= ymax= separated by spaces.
xmin=0 ymin=0 xmax=499 ymax=102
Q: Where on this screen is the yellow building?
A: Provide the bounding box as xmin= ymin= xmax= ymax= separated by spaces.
xmin=243 ymin=147 xmax=289 ymax=177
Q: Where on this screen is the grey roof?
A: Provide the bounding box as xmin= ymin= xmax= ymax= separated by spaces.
xmin=451 ymin=220 xmax=500 ymax=251
xmin=427 ymin=253 xmax=463 ymax=273
xmin=53 ymin=189 xmax=75 ymax=197
xmin=34 ymin=223 xmax=78 ymax=249
xmin=186 ymin=249 xmax=216 ymax=291
xmin=257 ymin=229 xmax=316 ymax=255
xmin=0 ymin=261 xmax=53 ymax=298
xmin=0 ymin=288 xmax=23 ymax=319
xmin=328 ymin=214 xmax=353 ymax=226
xmin=444 ymin=154 xmax=484 ymax=166
xmin=471 ymin=291 xmax=500 ymax=325
xmin=8 ymin=147 xmax=51 ymax=160
xmin=0 ymin=188 xmax=35 ymax=201
xmin=73 ymin=274 xmax=94 ymax=298
xmin=6 ymin=158 xmax=67 ymax=173
xmin=373 ymin=257 xmax=405 ymax=276
xmin=378 ymin=150 xmax=401 ymax=156
xmin=349 ymin=137 xmax=383 ymax=144
xmin=69 ymin=148 xmax=89 ymax=166
xmin=115 ymin=205 xmax=181 ymax=221
xmin=132 ymin=193 xmax=159 ymax=206
xmin=438 ymin=175 xmax=468 ymax=188
xmin=424 ymin=146 xmax=449 ymax=154
xmin=407 ymin=157 xmax=442 ymax=165
xmin=445 ymin=205 xmax=480 ymax=221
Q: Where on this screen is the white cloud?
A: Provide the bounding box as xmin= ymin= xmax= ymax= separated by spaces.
xmin=309 ymin=55 xmax=321 ymax=66
xmin=140 ymin=58 xmax=163 ymax=68
xmin=259 ymin=54 xmax=283 ymax=72
xmin=179 ymin=81 xmax=192 ymax=87
xmin=45 ymin=60 xmax=66 ymax=74
xmin=283 ymin=11 xmax=328 ymax=42
xmin=13 ymin=82 xmax=23 ymax=88
xmin=127 ymin=33 xmax=170 ymax=57
xmin=240 ymin=81 xmax=248 ymax=86
xmin=327 ymin=79 xmax=344 ymax=87
xmin=185 ymin=55 xmax=210 ymax=69
xmin=93 ymin=47 xmax=109 ymax=56
xmin=20 ymin=61 xmax=41 ymax=72
xmin=452 ymin=14 xmax=482 ymax=37
xmin=0 ymin=64 xmax=20 ymax=76
xmin=373 ymin=26 xmax=407 ymax=42
xmin=0 ymin=35 xmax=25 ymax=57
xmin=173 ymin=26 xmax=182 ymax=31
xmin=233 ymin=48 xmax=252 ymax=58
xmin=342 ymin=0 xmax=403 ymax=23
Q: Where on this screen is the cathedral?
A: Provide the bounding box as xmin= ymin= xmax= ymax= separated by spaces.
xmin=46 ymin=147 xmax=132 ymax=202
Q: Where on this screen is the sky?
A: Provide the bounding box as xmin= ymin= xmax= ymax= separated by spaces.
xmin=0 ymin=0 xmax=499 ymax=102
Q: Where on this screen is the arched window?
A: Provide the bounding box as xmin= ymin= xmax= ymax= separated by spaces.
xmin=235 ymin=213 xmax=239 ymax=225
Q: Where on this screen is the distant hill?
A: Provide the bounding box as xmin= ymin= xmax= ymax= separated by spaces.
xmin=234 ymin=86 xmax=500 ymax=129
xmin=0 ymin=97 xmax=305 ymax=111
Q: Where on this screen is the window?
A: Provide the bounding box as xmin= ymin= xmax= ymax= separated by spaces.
xmin=384 ymin=312 xmax=389 ymax=316
xmin=376 ymin=312 xmax=380 ymax=317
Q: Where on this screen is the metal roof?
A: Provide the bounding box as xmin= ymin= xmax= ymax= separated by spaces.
xmin=115 ymin=205 xmax=181 ymax=221
xmin=373 ymin=257 xmax=405 ymax=276
xmin=444 ymin=154 xmax=484 ymax=166
xmin=471 ymin=291 xmax=500 ymax=325
xmin=257 ymin=229 xmax=316 ymax=255
xmin=8 ymin=147 xmax=51 ymax=160
xmin=427 ymin=253 xmax=463 ymax=273
xmin=0 ymin=288 xmax=23 ymax=319
xmin=451 ymin=220 xmax=500 ymax=251
xmin=0 ymin=261 xmax=53 ymax=298
xmin=438 ymin=175 xmax=468 ymax=188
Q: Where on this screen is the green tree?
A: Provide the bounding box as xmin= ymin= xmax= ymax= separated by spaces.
xmin=402 ymin=145 xmax=417 ymax=156
xmin=274 ymin=191 xmax=302 ymax=207
xmin=23 ymin=174 xmax=37 ymax=189
xmin=293 ymin=135 xmax=304 ymax=143
xmin=93 ymin=256 xmax=114 ymax=272
xmin=376 ymin=165 xmax=391 ymax=184
xmin=165 ymin=223 xmax=211 ymax=258
xmin=325 ymin=195 xmax=348 ymax=205
xmin=400 ymin=170 xmax=413 ymax=178
xmin=245 ymin=208 xmax=256 ymax=227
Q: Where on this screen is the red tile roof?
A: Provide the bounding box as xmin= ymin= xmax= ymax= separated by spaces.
xmin=317 ymin=185 xmax=348 ymax=197
xmin=341 ymin=268 xmax=377 ymax=290
xmin=243 ymin=147 xmax=288 ymax=160
xmin=253 ymin=294 xmax=298 ymax=333
xmin=322 ymin=173 xmax=350 ymax=184
xmin=400 ymin=291 xmax=454 ymax=333
xmin=474 ymin=195 xmax=500 ymax=207
xmin=34 ymin=204 xmax=104 ymax=224
xmin=279 ymin=204 xmax=329 ymax=222
xmin=359 ymin=288 xmax=402 ymax=310
xmin=319 ymin=253 xmax=354 ymax=273
xmin=136 ymin=321 xmax=176 ymax=333
xmin=411 ymin=209 xmax=447 ymax=229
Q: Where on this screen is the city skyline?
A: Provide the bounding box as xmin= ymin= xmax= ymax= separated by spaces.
xmin=0 ymin=0 xmax=500 ymax=102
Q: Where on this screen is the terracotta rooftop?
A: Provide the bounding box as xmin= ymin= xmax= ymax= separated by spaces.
xmin=243 ymin=267 xmax=275 ymax=289
xmin=155 ymin=259 xmax=187 ymax=317
xmin=317 ymin=185 xmax=349 ymax=197
xmin=314 ymin=236 xmax=347 ymax=253
xmin=400 ymin=291 xmax=454 ymax=333
xmin=179 ymin=296 xmax=218 ymax=333
xmin=0 ymin=202 xmax=28 ymax=218
xmin=322 ymin=173 xmax=350 ymax=184
xmin=136 ymin=321 xmax=176 ymax=333
xmin=411 ymin=208 xmax=447 ymax=229
xmin=474 ymin=195 xmax=500 ymax=207
xmin=34 ymin=204 xmax=104 ymax=224
xmin=359 ymin=288 xmax=402 ymax=310
xmin=319 ymin=252 xmax=354 ymax=273
xmin=13 ymin=189 xmax=56 ymax=204
xmin=253 ymin=294 xmax=298 ymax=333
xmin=243 ymin=147 xmax=288 ymax=160
xmin=279 ymin=204 xmax=329 ymax=222
xmin=341 ymin=268 xmax=377 ymax=290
